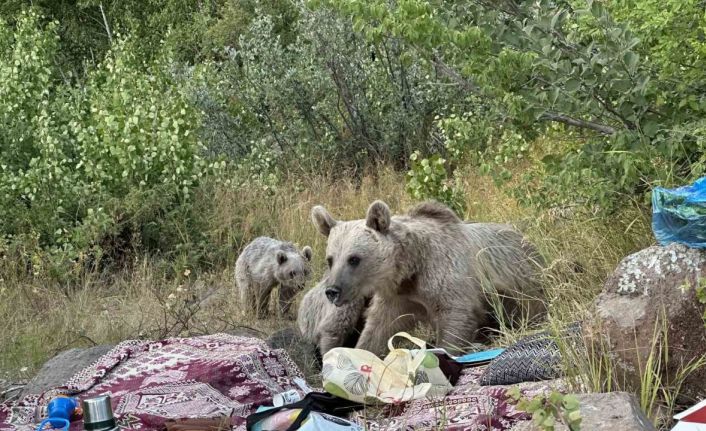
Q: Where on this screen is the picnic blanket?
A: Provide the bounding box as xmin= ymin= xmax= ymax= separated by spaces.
xmin=353 ymin=366 xmax=563 ymax=430
xmin=0 ymin=334 xmax=304 ymax=430
xmin=1 ymin=334 xmax=560 ymax=431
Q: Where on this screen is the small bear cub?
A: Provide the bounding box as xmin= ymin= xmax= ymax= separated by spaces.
xmin=235 ymin=236 xmax=312 ymax=318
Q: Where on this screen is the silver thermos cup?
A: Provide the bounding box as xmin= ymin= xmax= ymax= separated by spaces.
xmin=82 ymin=395 xmax=118 ymax=431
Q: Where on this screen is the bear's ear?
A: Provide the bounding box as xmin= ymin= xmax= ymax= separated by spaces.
xmin=366 ymin=200 xmax=391 ymax=234
xmin=311 ymin=205 xmax=337 ymax=237
xmin=276 ymin=250 xmax=288 ymax=265
xmin=302 ymin=246 xmax=313 ymax=261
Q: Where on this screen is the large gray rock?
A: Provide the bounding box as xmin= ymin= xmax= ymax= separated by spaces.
xmin=587 ymin=243 xmax=706 ymax=402
xmin=20 ymin=345 xmax=114 ymax=398
xmin=513 ymin=392 xmax=655 ymax=431
xmin=563 ymin=392 xmax=655 ymax=431
xmin=267 ymin=326 xmax=320 ymax=386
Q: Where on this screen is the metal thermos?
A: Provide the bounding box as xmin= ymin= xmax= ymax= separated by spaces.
xmin=82 ymin=395 xmax=118 ymax=431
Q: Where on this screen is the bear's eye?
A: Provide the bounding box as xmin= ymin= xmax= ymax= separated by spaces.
xmin=326 ymin=256 xmax=333 ymax=268
xmin=347 ymin=256 xmax=361 ymax=267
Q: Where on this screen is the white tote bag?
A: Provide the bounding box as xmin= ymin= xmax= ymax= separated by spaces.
xmin=321 ymin=332 xmax=453 ymax=404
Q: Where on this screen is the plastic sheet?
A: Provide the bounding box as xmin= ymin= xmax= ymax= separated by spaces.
xmin=652 ymin=177 xmax=706 ymax=248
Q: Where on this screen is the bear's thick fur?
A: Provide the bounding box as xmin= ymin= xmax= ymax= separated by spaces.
xmin=311 ymin=200 xmax=546 ymax=356
xmin=235 ymin=236 xmax=312 ymax=318
xmin=297 ymin=281 xmax=368 ymax=357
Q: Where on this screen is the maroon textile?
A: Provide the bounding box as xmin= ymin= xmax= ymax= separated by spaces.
xmin=1 ymin=334 xmax=558 ymax=431
xmin=0 ymin=334 xmax=304 ymax=431
xmin=352 ymin=366 xmax=562 ymax=431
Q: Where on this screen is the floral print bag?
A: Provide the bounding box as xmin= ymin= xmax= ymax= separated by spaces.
xmin=321 ymin=332 xmax=453 ymax=404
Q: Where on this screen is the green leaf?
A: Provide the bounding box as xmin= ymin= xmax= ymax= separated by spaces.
xmin=642 ymin=120 xmax=660 ymax=138
xmin=527 ymin=397 xmax=544 ymax=412
xmin=542 ymin=154 xmax=561 ymax=165
xmin=549 ymin=87 xmax=560 ymax=105
xmin=550 ymin=10 xmax=564 ymax=30
xmin=542 ymin=42 xmax=553 ymax=56
xmin=635 ymin=75 xmax=650 ymax=92
xmin=567 ymin=409 xmax=582 ymax=422
xmin=591 ymin=2 xmax=604 ymax=18
xmin=532 ymin=409 xmax=547 ymax=423
xmin=507 ymin=387 xmax=521 ymax=401
xmin=613 ymin=79 xmax=632 ymax=92
xmin=562 ymin=395 xmax=580 ymax=411
xmin=623 ymin=51 xmax=639 ymax=72
xmin=548 ymin=391 xmax=563 ymax=405
xmin=565 ymin=79 xmax=580 ymax=92
xmin=352 ymin=18 xmax=365 ymax=33
xmin=541 ymin=414 xmax=556 ymax=428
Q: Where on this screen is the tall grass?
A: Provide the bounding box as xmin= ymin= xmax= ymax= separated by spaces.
xmin=0 ymin=166 xmax=653 ymax=387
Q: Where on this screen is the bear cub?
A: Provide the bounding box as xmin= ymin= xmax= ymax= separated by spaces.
xmin=235 ymin=236 xmax=312 ymax=318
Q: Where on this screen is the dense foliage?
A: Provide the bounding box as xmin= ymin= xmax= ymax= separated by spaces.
xmin=316 ymin=0 xmax=706 ymax=210
xmin=0 ymin=12 xmax=219 ymax=274
xmin=0 ymin=0 xmax=703 ymax=277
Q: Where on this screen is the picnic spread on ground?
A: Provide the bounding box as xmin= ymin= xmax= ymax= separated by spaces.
xmin=0 ymin=331 xmax=571 ymax=431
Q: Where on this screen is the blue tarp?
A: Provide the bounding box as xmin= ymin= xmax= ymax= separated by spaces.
xmin=652 ymin=176 xmax=706 ymax=248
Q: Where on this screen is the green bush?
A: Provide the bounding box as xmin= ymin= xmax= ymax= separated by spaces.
xmin=5 ymin=0 xmax=706 ymax=279
xmin=316 ymin=0 xmax=706 ymax=212
xmin=0 ymin=11 xmax=220 ymax=275
xmin=205 ymin=4 xmax=461 ymax=172
xmin=405 ymin=151 xmax=465 ymax=216
xmin=508 ymin=388 xmax=582 ymax=431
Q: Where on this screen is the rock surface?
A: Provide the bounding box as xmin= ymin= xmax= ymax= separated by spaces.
xmin=226 ymin=326 xmax=265 ymax=339
xmin=19 ymin=344 xmax=114 ymax=398
xmin=588 ymin=243 xmax=706 ymax=401
xmin=512 ymin=392 xmax=655 ymax=430
xmin=562 ymin=392 xmax=656 ymax=431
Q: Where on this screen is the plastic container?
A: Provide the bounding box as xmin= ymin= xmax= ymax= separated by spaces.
xmin=35 ymin=396 xmax=78 ymax=431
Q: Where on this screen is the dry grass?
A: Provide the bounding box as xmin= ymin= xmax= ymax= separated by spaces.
xmin=0 ymin=165 xmax=658 ymax=404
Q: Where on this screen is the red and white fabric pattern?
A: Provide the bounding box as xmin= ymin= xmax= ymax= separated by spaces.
xmin=0 ymin=334 xmax=303 ymax=430
xmin=0 ymin=334 xmax=555 ymax=431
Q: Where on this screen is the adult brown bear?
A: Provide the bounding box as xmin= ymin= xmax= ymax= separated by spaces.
xmin=310 ymin=200 xmax=546 ymax=356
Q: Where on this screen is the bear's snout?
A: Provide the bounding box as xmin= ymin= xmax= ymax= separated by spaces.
xmin=325 ymin=286 xmax=341 ymax=304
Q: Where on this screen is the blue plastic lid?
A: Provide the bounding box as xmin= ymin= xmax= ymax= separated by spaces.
xmin=455 ymin=348 xmax=505 ymax=364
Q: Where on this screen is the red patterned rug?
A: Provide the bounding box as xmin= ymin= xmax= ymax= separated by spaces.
xmin=0 ymin=334 xmax=559 ymax=430
xmin=0 ymin=334 xmax=303 ymax=431
xmin=352 ymin=366 xmax=562 ymax=430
